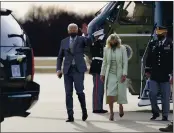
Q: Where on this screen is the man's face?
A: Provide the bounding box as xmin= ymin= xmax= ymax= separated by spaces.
xmin=157 ymin=32 xmax=167 ymax=40
xmin=110 ymin=39 xmax=117 ymax=45
xmin=68 ymin=26 xmax=78 ymax=34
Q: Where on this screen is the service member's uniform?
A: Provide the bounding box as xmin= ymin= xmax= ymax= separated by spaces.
xmin=89 ymin=29 xmax=107 ymax=113
xmin=145 ymin=27 xmax=173 ymax=121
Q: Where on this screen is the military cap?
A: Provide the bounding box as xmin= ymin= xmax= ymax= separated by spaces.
xmin=92 ymin=29 xmax=104 ymax=37
xmin=155 ymin=26 xmax=168 ymax=35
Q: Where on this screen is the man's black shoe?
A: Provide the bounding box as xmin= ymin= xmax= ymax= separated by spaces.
xmin=162 ymin=116 xmax=168 ymax=121
xmin=159 ymin=123 xmax=173 ymax=132
xmin=66 ymin=117 xmax=74 ymax=122
xmin=150 ymin=113 xmax=160 ymax=120
xmin=93 ymin=110 xmax=108 ymax=113
xmin=82 ymin=113 xmax=88 ymax=121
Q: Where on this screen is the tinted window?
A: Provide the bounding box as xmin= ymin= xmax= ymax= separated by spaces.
xmin=119 ymin=1 xmax=153 ymax=25
xmin=0 ymin=14 xmax=24 ymax=46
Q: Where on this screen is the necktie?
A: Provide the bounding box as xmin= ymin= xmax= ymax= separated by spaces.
xmin=70 ymin=38 xmax=74 ymax=53
xmin=70 ymin=38 xmax=75 ymax=65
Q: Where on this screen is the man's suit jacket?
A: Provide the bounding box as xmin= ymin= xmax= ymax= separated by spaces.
xmin=57 ymin=35 xmax=91 ymax=74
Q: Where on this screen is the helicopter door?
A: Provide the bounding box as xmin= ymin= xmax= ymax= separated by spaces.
xmin=112 ymin=1 xmax=154 ymax=95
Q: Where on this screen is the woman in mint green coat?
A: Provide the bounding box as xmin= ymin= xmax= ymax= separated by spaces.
xmin=100 ymin=33 xmax=128 ymax=121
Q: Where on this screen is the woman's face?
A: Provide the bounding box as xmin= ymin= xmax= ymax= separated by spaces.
xmin=110 ymin=39 xmax=117 ymax=46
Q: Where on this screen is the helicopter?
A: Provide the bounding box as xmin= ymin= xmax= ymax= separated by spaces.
xmin=86 ymin=1 xmax=173 ymax=106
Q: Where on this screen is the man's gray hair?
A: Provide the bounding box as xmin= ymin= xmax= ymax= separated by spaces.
xmin=67 ymin=23 xmax=78 ymax=31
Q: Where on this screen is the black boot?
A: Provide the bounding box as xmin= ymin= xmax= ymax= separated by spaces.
xmin=93 ymin=110 xmax=108 ymax=113
xmin=77 ymin=93 xmax=88 ymax=121
xmin=162 ymin=116 xmax=168 ymax=121
xmin=159 ymin=122 xmax=173 ymax=132
xmin=0 ymin=116 xmax=4 ymax=123
xmin=150 ymin=113 xmax=160 ymax=120
xmin=82 ymin=110 xmax=88 ymax=121
xmin=66 ymin=115 xmax=74 ymax=122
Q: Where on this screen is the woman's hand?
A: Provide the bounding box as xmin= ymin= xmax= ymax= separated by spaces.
xmin=100 ymin=75 xmax=105 ymax=82
xmin=170 ymin=76 xmax=173 ymax=84
xmin=121 ymin=75 xmax=127 ymax=83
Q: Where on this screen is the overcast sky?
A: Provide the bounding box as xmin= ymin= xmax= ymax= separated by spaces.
xmin=1 ymin=2 xmax=107 ymax=18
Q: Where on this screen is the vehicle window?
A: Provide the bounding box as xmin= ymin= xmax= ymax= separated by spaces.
xmin=0 ymin=14 xmax=24 ymax=46
xmin=119 ymin=1 xmax=153 ymax=25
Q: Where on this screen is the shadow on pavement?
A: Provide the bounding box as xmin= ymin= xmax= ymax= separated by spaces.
xmin=134 ymin=109 xmax=173 ymax=113
xmin=28 ymin=115 xmax=114 ymax=123
xmin=71 ymin=121 xmax=111 ymax=132
xmin=28 ymin=110 xmax=172 ymax=132
xmin=98 ymin=111 xmax=172 ymax=132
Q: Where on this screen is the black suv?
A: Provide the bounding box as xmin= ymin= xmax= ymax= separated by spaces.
xmin=0 ymin=9 xmax=40 ymax=122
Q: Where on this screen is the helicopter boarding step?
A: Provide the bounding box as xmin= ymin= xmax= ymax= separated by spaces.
xmin=138 ymin=80 xmax=173 ymax=107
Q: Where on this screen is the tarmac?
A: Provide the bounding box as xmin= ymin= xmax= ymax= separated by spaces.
xmin=1 ymin=73 xmax=173 ymax=132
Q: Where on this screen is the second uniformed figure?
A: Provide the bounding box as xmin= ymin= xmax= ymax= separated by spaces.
xmin=145 ymin=26 xmax=173 ymax=121
xmin=89 ymin=29 xmax=108 ymax=113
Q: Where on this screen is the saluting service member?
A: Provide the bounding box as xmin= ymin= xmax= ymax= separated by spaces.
xmin=89 ymin=29 xmax=108 ymax=113
xmin=145 ymin=26 xmax=173 ymax=121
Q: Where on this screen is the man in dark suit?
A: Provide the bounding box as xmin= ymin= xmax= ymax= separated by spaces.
xmin=57 ymin=23 xmax=91 ymax=122
xmin=145 ymin=26 xmax=173 ymax=121
xmin=89 ymin=29 xmax=108 ymax=113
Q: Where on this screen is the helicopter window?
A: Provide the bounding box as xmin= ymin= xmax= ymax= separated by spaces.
xmin=119 ymin=1 xmax=153 ymax=25
xmin=0 ymin=14 xmax=26 ymax=47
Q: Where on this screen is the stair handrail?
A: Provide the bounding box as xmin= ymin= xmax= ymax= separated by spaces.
xmin=140 ymin=23 xmax=157 ymax=98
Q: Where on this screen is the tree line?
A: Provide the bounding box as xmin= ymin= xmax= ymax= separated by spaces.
xmin=19 ymin=5 xmax=94 ymax=56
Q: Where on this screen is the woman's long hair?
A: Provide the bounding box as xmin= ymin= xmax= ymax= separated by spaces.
xmin=106 ymin=33 xmax=122 ymax=48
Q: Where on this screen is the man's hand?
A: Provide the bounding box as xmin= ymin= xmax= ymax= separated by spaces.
xmin=145 ymin=72 xmax=151 ymax=78
xmin=121 ymin=75 xmax=127 ymax=83
xmin=100 ymin=75 xmax=105 ymax=82
xmin=79 ymin=23 xmax=88 ymax=36
xmin=57 ymin=71 xmax=63 ymax=79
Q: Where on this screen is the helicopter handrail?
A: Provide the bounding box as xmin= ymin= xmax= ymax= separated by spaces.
xmin=140 ymin=23 xmax=157 ymax=98
xmin=95 ymin=2 xmax=109 ymax=16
